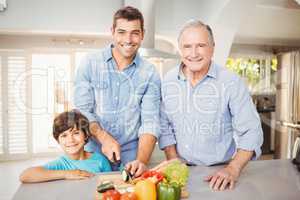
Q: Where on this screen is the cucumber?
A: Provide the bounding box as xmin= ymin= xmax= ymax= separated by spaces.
xmin=122 ymin=169 xmax=132 ymax=182
xmin=97 ymin=181 xmax=115 ymax=193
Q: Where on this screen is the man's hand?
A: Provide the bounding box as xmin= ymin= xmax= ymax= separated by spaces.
xmin=89 ymin=122 xmax=121 ymax=162
xmin=64 ymin=170 xmax=94 ymax=180
xmin=204 ymin=165 xmax=241 ymax=191
xmin=125 ymin=160 xmax=147 ymax=178
xmin=99 ymin=132 xmax=121 ymax=162
xmin=204 ymin=149 xmax=254 ymax=191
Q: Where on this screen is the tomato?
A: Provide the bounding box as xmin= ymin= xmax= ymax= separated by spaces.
xmin=120 ymin=192 xmax=138 ymax=200
xmin=141 ymin=170 xmax=164 ymax=184
xmin=134 ymin=179 xmax=156 ymax=200
xmin=102 ymin=189 xmax=121 ymax=200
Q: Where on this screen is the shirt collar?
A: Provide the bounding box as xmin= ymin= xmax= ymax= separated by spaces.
xmin=177 ymin=63 xmax=186 ymax=81
xmin=103 ymin=44 xmax=140 ymax=68
xmin=177 ymin=61 xmax=217 ymax=81
xmin=207 ymin=62 xmax=217 ymax=79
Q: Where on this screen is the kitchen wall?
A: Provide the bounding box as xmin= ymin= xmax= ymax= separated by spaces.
xmin=0 ymin=0 xmax=122 ymax=34
xmin=0 ymin=0 xmax=260 ymax=66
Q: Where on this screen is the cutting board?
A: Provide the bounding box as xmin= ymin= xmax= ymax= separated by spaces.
xmin=95 ymin=172 xmax=134 ymax=200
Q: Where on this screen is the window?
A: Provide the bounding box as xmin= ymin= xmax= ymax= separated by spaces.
xmin=226 ymin=56 xmax=277 ymax=94
xmin=0 ymin=48 xmax=95 ymax=160
xmin=7 ymin=55 xmax=28 ymax=155
xmin=30 ymin=51 xmax=95 ymax=153
xmin=30 ymin=50 xmax=96 ymax=154
xmin=0 ymin=51 xmax=29 ymax=160
xmin=31 ymin=53 xmax=71 ymax=153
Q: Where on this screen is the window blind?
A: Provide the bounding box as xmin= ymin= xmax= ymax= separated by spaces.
xmin=7 ymin=56 xmax=28 ymax=154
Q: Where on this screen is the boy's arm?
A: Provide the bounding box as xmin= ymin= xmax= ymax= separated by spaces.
xmin=19 ymin=166 xmax=94 ymax=183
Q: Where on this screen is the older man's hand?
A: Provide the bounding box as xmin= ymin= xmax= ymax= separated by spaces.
xmin=203 ymin=164 xmax=241 ymax=191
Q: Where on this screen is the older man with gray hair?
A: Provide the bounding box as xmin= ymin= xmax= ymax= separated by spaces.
xmin=159 ymin=19 xmax=263 ymax=191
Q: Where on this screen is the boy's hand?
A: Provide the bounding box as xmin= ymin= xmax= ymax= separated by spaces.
xmin=64 ymin=170 xmax=94 ymax=180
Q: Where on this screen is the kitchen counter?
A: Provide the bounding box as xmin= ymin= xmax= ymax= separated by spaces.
xmin=12 ymin=159 xmax=300 ymax=200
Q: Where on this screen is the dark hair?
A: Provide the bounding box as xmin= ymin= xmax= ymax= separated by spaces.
xmin=53 ymin=110 xmax=90 ymax=143
xmin=113 ymin=6 xmax=144 ymax=31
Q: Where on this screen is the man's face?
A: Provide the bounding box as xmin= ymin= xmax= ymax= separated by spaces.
xmin=58 ymin=128 xmax=86 ymax=156
xmin=111 ymin=18 xmax=144 ymax=60
xmin=179 ymin=26 xmax=214 ymax=72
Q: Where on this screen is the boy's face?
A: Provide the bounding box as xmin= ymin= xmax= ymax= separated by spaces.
xmin=111 ymin=18 xmax=144 ymax=60
xmin=58 ymin=127 xmax=86 ymax=156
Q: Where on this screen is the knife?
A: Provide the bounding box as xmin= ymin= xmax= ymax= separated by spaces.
xmin=112 ymin=152 xmax=121 ymax=166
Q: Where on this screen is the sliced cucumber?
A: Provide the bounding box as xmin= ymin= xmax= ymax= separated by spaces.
xmin=97 ymin=181 xmax=115 ymax=193
xmin=122 ymin=169 xmax=132 ymax=182
xmin=122 ymin=169 xmax=129 ymax=182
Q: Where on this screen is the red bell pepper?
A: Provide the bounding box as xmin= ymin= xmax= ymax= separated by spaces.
xmin=141 ymin=170 xmax=164 ymax=184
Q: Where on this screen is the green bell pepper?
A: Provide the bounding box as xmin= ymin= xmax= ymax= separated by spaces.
xmin=157 ymin=182 xmax=181 ymax=200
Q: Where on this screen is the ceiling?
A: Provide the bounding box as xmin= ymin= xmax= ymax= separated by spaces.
xmin=234 ymin=0 xmax=300 ymax=46
xmin=0 ymin=0 xmax=299 ymax=48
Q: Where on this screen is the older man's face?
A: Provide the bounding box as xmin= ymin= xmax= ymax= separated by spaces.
xmin=179 ymin=26 xmax=214 ymax=72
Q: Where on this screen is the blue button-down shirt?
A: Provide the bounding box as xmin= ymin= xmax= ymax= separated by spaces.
xmin=159 ymin=62 xmax=263 ymax=166
xmin=74 ymin=45 xmax=161 ymax=164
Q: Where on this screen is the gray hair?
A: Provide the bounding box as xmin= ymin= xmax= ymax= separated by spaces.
xmin=177 ymin=19 xmax=215 ymax=46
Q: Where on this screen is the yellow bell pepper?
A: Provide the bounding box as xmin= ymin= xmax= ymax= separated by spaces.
xmin=134 ymin=179 xmax=156 ymax=200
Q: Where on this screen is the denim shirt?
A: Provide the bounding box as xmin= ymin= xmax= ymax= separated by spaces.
xmin=74 ymin=45 xmax=161 ymax=164
xmin=159 ymin=62 xmax=263 ymax=166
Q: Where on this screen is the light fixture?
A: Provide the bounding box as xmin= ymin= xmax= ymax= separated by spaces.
xmin=0 ymin=0 xmax=7 ymax=12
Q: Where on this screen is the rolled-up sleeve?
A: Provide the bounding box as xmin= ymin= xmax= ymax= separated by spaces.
xmin=158 ymin=101 xmax=177 ymax=150
xmin=74 ymin=56 xmax=98 ymax=123
xmin=138 ymin=69 xmax=161 ymax=138
xmin=228 ymin=77 xmax=263 ymax=160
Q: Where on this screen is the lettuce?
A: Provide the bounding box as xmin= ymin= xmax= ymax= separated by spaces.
xmin=162 ymin=160 xmax=189 ymax=187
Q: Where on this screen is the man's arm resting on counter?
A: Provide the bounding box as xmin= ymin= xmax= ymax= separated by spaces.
xmin=204 ymin=149 xmax=253 ymax=191
xmin=228 ymin=149 xmax=254 ymax=174
xmin=89 ymin=122 xmax=120 ymax=162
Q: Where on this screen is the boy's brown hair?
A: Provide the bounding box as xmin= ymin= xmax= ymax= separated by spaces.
xmin=53 ymin=110 xmax=90 ymax=143
xmin=112 ymin=6 xmax=144 ymax=31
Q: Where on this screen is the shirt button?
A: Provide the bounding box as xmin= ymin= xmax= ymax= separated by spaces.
xmin=115 ymin=96 xmax=118 ymax=100
xmin=116 ymin=82 xmax=120 ymax=86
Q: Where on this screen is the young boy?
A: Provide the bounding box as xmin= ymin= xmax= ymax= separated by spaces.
xmin=20 ymin=110 xmax=112 ymax=183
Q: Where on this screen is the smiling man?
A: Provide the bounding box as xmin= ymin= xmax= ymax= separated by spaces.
xmin=74 ymin=6 xmax=161 ymax=177
xmin=159 ymin=19 xmax=263 ymax=190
